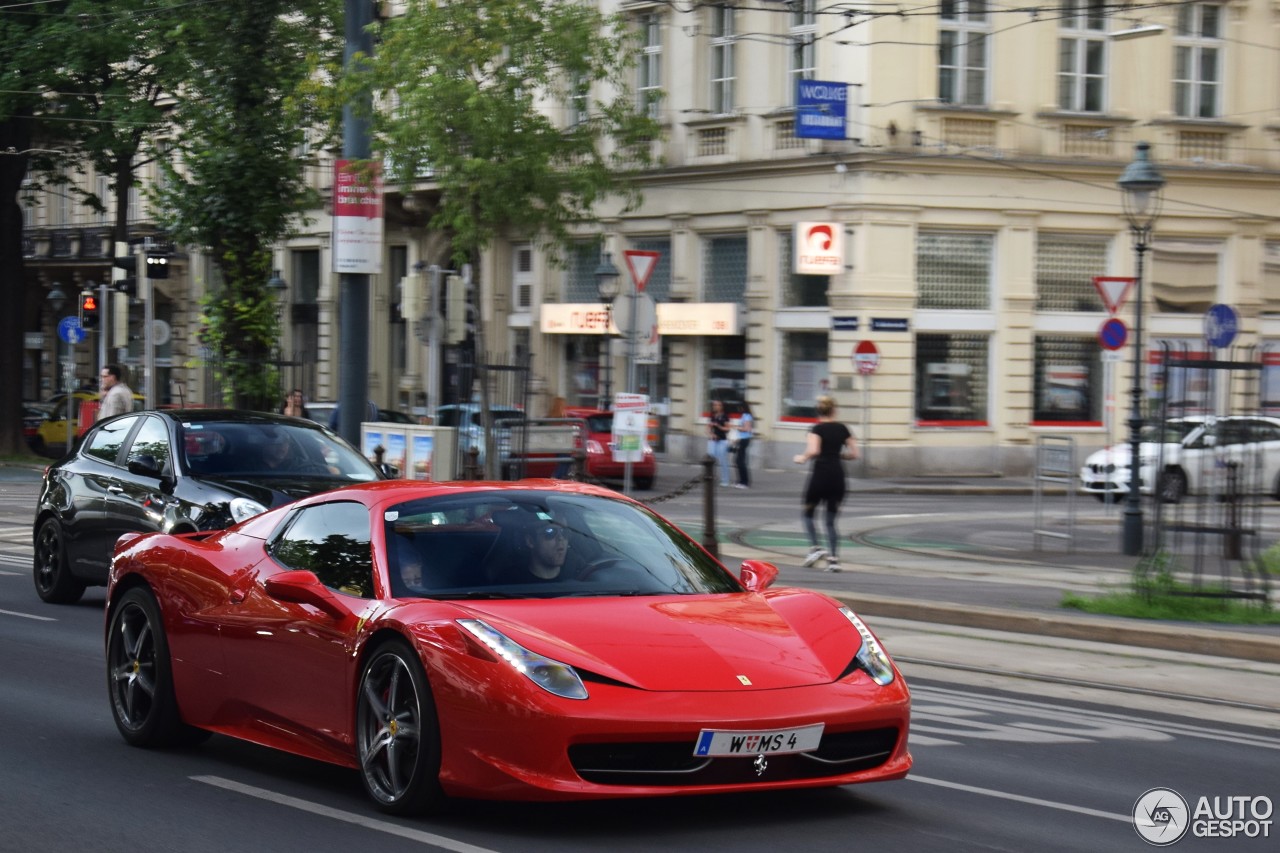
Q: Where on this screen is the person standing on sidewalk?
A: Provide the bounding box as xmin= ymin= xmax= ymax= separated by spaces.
xmin=733 ymin=401 xmax=754 ymax=488
xmin=707 ymin=399 xmax=731 ymax=486
xmin=793 ymin=394 xmax=858 ymax=571
xmin=97 ymin=364 xmax=134 ymax=422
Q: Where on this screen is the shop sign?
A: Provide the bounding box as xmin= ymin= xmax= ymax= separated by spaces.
xmin=540 ymin=303 xmax=743 ymax=336
xmin=794 ymin=222 xmax=843 ymax=275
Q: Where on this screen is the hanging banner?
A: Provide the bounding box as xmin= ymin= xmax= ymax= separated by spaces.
xmin=332 ymin=160 xmax=384 ymax=274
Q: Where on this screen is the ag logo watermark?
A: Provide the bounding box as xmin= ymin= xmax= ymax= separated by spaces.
xmin=1134 ymin=788 xmax=1189 ymax=845
xmin=1133 ymin=787 xmax=1273 ymax=845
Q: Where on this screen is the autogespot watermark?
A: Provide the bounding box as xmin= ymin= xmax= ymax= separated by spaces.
xmin=1133 ymin=787 xmax=1273 ymax=845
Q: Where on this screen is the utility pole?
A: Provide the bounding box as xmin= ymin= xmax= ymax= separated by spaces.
xmin=337 ymin=0 xmax=375 ymax=444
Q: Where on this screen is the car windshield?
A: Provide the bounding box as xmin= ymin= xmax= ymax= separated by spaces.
xmin=584 ymin=414 xmax=612 ymax=433
xmin=385 ymin=490 xmax=741 ymax=600
xmin=1141 ymin=420 xmax=1200 ymax=444
xmin=180 ymin=420 xmax=379 ymax=480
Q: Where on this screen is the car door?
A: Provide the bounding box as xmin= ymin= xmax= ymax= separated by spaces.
xmin=72 ymin=415 xmax=144 ymax=572
xmin=99 ymin=414 xmax=177 ymax=546
xmin=219 ymin=501 xmax=375 ymax=743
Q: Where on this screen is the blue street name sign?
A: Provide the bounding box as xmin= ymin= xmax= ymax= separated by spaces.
xmin=795 ymin=79 xmax=848 ymax=140
xmin=57 ymin=316 xmax=85 ymax=345
xmin=832 ymin=316 xmax=859 ymax=331
xmin=870 ymin=317 xmax=910 ymax=332
xmin=1204 ymin=303 xmax=1239 ymax=349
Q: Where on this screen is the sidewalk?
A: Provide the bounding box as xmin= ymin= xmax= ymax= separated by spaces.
xmin=645 ymin=458 xmax=1280 ymax=666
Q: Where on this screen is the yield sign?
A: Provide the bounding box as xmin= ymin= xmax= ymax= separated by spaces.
xmin=1092 ymin=276 xmax=1136 ymax=315
xmin=624 ymin=249 xmax=660 ymax=293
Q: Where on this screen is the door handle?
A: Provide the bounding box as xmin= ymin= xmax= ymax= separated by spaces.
xmin=106 ymin=485 xmax=125 ymax=494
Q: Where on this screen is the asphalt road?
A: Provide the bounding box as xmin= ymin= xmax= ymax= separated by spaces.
xmin=1 ymin=467 xmax=1277 ymax=851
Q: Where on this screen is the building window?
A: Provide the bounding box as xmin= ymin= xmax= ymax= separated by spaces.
xmin=710 ymin=5 xmax=735 ymax=114
xmin=782 ymin=331 xmax=828 ymax=419
xmin=1033 ymin=335 xmax=1102 ymax=424
xmin=630 ymin=237 xmax=671 ymax=302
xmin=778 ymin=230 xmax=828 ymax=307
xmin=1151 ymin=240 xmax=1221 ymax=314
xmin=637 ymin=12 xmax=662 ymax=119
xmin=938 ymin=1 xmax=989 ymax=106
xmin=706 ymin=337 xmax=746 ymax=414
xmin=1174 ymin=3 xmax=1222 ymax=118
xmin=1262 ymin=240 xmax=1280 ymax=315
xmin=1058 ymin=1 xmax=1106 ymax=113
xmin=1036 ymin=234 xmax=1110 ymax=312
xmin=703 ymin=234 xmax=748 ymax=303
xmin=915 ymin=333 xmax=989 ymax=424
xmin=564 ymin=241 xmax=600 ymax=302
xmin=917 ymin=232 xmax=992 ymax=310
xmin=569 ymin=74 xmax=589 ymax=126
xmin=512 ymin=244 xmax=533 ymax=311
xmin=787 ymin=0 xmax=816 ymax=105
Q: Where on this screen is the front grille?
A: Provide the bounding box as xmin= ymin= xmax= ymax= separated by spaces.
xmin=568 ymin=727 xmax=900 ymax=787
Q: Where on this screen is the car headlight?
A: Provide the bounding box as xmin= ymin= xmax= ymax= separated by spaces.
xmin=228 ymin=497 xmax=269 ymax=523
xmin=840 ymin=607 xmax=895 ymax=686
xmin=458 ymin=618 xmax=588 ymax=700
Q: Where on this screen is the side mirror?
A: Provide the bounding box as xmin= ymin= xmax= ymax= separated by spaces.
xmin=739 ymin=559 xmax=779 ymax=592
xmin=264 ymin=569 xmax=348 ymax=619
xmin=127 ymin=454 xmax=164 ymax=479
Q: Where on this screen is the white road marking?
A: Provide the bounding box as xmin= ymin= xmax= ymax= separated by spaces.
xmin=191 ymin=776 xmax=501 ymax=853
xmin=908 ymin=775 xmax=1131 ymax=823
xmin=0 ymin=608 xmax=56 ymax=621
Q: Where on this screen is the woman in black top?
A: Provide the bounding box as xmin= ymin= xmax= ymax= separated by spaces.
xmin=793 ymin=395 xmax=859 ymax=571
xmin=707 ymin=399 xmax=731 ymax=486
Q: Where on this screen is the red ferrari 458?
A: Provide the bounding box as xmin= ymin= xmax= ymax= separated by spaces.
xmin=105 ymin=480 xmax=911 ymax=814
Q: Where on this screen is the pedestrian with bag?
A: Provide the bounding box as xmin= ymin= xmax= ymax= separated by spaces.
xmin=793 ymin=394 xmax=858 ymax=571
xmin=733 ymin=401 xmax=754 ymax=488
xmin=706 ymin=399 xmax=731 ymax=486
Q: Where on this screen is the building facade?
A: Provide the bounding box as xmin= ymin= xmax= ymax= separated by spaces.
xmin=22 ymin=1 xmax=1280 ymax=475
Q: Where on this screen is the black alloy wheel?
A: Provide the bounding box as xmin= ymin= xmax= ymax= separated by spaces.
xmin=107 ymin=586 xmax=207 ymax=747
xmin=356 ymin=640 xmax=443 ymax=815
xmin=33 ymin=517 xmax=85 ymax=604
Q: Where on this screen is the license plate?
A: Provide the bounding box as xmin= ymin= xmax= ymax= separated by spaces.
xmin=693 ymin=723 xmax=824 ymax=757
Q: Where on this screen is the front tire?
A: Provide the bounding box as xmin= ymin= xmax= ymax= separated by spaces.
xmin=107 ymin=586 xmax=205 ymax=747
xmin=356 ymin=640 xmax=444 ymax=815
xmin=33 ymin=517 xmax=85 ymax=604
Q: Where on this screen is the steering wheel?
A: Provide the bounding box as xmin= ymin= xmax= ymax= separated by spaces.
xmin=577 ymin=556 xmax=627 ymax=581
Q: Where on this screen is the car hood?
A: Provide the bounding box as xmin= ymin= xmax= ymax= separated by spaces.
xmin=458 ymin=591 xmax=864 ymax=691
xmin=197 ymin=474 xmax=354 ymax=507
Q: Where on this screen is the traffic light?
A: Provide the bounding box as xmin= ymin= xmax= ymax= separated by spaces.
xmin=78 ymin=291 xmax=100 ymax=330
xmin=443 ymin=274 xmax=473 ymax=344
xmin=112 ymin=247 xmax=137 ymax=294
xmin=145 ymin=253 xmax=170 ymax=279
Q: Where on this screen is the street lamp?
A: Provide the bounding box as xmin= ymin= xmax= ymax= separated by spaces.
xmin=594 ymin=251 xmax=621 ymax=410
xmin=1117 ymin=141 xmax=1166 ymax=556
xmin=267 ymin=269 xmax=289 ymax=393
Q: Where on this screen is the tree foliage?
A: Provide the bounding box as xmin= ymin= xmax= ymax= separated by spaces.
xmin=358 ymin=0 xmax=661 ymax=267
xmin=153 ymin=0 xmax=339 ymax=409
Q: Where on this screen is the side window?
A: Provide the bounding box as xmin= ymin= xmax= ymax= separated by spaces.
xmin=126 ymin=417 xmax=172 ymax=472
xmin=269 ymin=502 xmax=374 ymax=598
xmin=85 ymin=415 xmax=140 ymax=464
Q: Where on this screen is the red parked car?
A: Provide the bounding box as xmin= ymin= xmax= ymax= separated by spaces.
xmin=105 ymin=481 xmax=911 ymax=814
xmin=566 ymin=407 xmax=658 ymax=489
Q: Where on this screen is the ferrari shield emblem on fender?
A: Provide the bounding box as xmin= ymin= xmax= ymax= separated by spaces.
xmin=737 ymin=674 xmax=751 ymax=685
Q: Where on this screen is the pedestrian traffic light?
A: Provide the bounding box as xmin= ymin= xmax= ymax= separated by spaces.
xmin=78 ymin=291 xmax=100 ymax=330
xmin=115 ymin=276 xmax=137 ymax=297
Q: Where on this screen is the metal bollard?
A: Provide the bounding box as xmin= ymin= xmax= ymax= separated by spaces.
xmin=1224 ymin=460 xmax=1242 ymax=560
xmin=701 ymin=454 xmax=718 ymax=559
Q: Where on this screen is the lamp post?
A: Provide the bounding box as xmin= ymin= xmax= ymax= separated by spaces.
xmin=1117 ymin=141 xmax=1166 ymax=556
xmin=594 ymin=251 xmax=621 ymax=410
xmin=267 ymin=269 xmax=289 ymax=396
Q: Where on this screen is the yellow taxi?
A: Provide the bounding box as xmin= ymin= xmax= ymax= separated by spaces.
xmin=33 ymin=391 xmax=145 ymax=456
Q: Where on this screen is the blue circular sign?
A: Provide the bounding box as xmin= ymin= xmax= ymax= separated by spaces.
xmin=57 ymin=316 xmax=85 ymax=345
xmin=1099 ymin=317 xmax=1127 ymax=351
xmin=1204 ymin=303 xmax=1239 ymax=349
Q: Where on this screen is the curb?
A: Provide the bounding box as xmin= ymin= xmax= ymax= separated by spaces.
xmin=831 ymin=592 xmax=1280 ymax=665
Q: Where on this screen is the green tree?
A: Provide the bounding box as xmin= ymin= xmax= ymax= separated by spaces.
xmin=357 ymin=0 xmax=660 ymax=471
xmin=0 ymin=2 xmax=74 ymax=454
xmin=154 ymin=0 xmax=339 ymax=410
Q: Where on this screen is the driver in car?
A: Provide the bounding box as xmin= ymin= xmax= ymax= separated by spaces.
xmin=524 ymin=521 xmax=569 ymax=581
xmin=261 ymin=430 xmax=298 ymax=471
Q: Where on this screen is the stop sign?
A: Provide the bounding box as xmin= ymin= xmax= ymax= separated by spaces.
xmin=854 ymin=340 xmax=879 ymax=375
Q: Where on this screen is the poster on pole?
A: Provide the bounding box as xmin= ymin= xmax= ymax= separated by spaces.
xmin=332 ymin=159 xmax=384 ymax=274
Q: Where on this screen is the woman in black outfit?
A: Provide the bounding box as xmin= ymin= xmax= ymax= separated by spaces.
xmin=793 ymin=394 xmax=859 ymax=572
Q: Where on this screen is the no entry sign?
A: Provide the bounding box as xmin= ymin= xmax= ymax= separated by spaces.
xmin=854 ymin=340 xmax=880 ymax=375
